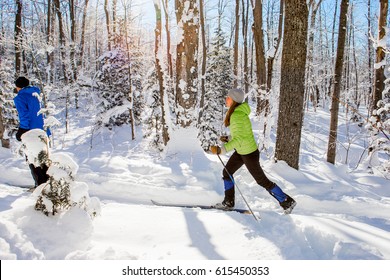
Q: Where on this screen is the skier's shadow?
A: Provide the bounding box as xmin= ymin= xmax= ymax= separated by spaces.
xmin=183 ymin=210 xmax=224 ymax=260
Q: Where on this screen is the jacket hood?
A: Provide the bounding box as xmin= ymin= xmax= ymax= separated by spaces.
xmin=235 ymin=102 xmax=251 ymax=115
xmin=19 ymin=86 xmax=41 ymax=96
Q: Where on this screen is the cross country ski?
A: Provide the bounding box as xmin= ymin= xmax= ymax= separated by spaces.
xmin=151 ymin=199 xmax=254 ymax=215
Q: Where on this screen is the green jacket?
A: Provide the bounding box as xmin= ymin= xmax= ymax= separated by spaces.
xmin=224 ymin=103 xmax=258 ymax=155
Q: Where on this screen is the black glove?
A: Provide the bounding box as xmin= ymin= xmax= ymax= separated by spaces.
xmin=16 ymin=127 xmax=29 ymax=141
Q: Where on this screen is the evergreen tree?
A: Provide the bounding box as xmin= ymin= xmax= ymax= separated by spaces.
xmin=143 ymin=67 xmax=165 ymax=151
xmin=0 ymin=58 xmax=19 ymax=147
xmin=95 ymin=48 xmax=144 ymax=130
xmin=198 ymin=30 xmax=233 ymax=150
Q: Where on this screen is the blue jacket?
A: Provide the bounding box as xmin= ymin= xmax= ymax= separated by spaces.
xmin=14 ymin=86 xmax=45 ymax=130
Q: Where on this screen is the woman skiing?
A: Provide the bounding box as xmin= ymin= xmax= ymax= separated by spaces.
xmin=210 ymin=88 xmax=296 ymax=214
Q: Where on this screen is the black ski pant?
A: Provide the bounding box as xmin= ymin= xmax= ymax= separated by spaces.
xmin=29 ymin=164 xmax=49 ymax=187
xmin=223 ymin=149 xmax=275 ymax=191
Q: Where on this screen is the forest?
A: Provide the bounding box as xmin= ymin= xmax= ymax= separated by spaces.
xmin=0 ymin=0 xmax=389 ymax=173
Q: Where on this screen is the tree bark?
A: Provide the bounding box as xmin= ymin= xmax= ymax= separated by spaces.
xmin=162 ymin=0 xmax=173 ymax=79
xmin=14 ymin=0 xmax=23 ymax=76
xmin=251 ymin=0 xmax=267 ymax=115
xmin=372 ymin=0 xmax=388 ymax=113
xmin=154 ymin=1 xmax=169 ymax=145
xmin=326 ymin=0 xmax=349 ymax=164
xmin=275 ymin=0 xmax=308 ymax=169
xmin=233 ymin=0 xmax=239 ymax=88
xmin=198 ymin=0 xmax=207 ymax=124
xmin=79 ymin=0 xmax=90 ymax=69
xmin=242 ymin=0 xmax=249 ymax=93
xmin=53 ymin=0 xmax=69 ymax=83
xmin=104 ymin=0 xmax=111 ymax=51
xmin=175 ymin=0 xmax=199 ymax=127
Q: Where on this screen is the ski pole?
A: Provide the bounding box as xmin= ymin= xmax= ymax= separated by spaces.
xmin=217 ymin=154 xmax=259 ymax=221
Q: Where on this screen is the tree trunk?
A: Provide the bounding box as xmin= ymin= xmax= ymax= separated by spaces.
xmin=69 ymin=0 xmax=77 ymax=81
xmin=275 ymin=0 xmax=308 ymax=170
xmin=162 ymin=0 xmax=173 ymax=79
xmin=46 ymin=0 xmax=54 ymax=83
xmin=79 ymin=0 xmax=90 ymax=69
xmin=53 ymin=0 xmax=69 ymax=83
xmin=104 ymin=0 xmax=111 ymax=51
xmin=0 ymin=107 xmax=10 ymax=148
xmin=233 ymin=0 xmax=239 ymax=88
xmin=242 ymin=0 xmax=249 ymax=93
xmin=112 ymin=0 xmax=117 ymax=47
xmin=123 ymin=2 xmax=135 ymax=140
xmin=305 ymin=0 xmax=323 ymax=108
xmin=326 ymin=0 xmax=349 ymax=164
xmin=14 ymin=0 xmax=23 ymax=76
xmin=154 ymin=1 xmax=169 ymax=145
xmin=198 ymin=0 xmax=207 ymax=124
xmin=367 ymin=0 xmax=373 ymax=104
xmin=175 ymin=0 xmax=199 ymax=127
xmin=372 ymin=0 xmax=388 ymax=113
xmin=251 ymin=0 xmax=267 ymax=115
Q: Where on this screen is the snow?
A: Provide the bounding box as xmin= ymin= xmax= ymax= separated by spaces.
xmin=1 ymin=105 xmax=390 ymax=265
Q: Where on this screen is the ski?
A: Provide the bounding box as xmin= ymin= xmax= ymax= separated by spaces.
xmin=151 ymin=199 xmax=253 ymax=215
xmin=1 ymin=182 xmax=35 ymax=192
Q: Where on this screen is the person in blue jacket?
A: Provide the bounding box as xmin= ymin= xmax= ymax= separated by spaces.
xmin=14 ymin=76 xmax=49 ymax=187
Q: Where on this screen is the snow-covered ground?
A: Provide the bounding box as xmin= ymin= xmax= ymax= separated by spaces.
xmin=1 ymin=105 xmax=389 ymax=265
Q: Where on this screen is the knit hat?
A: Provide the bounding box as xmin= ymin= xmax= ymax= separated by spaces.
xmin=14 ymin=76 xmax=30 ymax=88
xmin=228 ymin=88 xmax=245 ymax=103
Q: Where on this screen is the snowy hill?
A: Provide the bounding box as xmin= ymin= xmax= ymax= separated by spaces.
xmin=0 ymin=106 xmax=389 ymax=262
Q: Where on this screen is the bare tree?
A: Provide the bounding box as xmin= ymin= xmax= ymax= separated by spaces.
xmin=123 ymin=0 xmax=135 ymax=140
xmin=241 ymin=0 xmax=250 ymax=93
xmin=372 ymin=0 xmax=388 ymax=113
xmin=15 ymin=0 xmax=23 ymax=76
xmin=327 ymin=0 xmax=349 ymax=164
xmin=0 ymin=107 xmax=10 ymax=148
xmin=198 ymin=0 xmax=207 ymax=124
xmin=251 ymin=0 xmax=267 ymax=115
xmin=275 ymin=0 xmax=308 ymax=169
xmin=174 ymin=0 xmax=199 ymax=127
xmin=154 ymin=0 xmax=169 ymax=145
xmin=265 ymin=0 xmax=284 ymax=127
xmin=367 ymin=0 xmax=373 ymax=102
xmin=53 ymin=0 xmax=69 ymax=83
xmin=233 ymin=0 xmax=240 ymax=87
xmin=46 ymin=0 xmax=55 ymax=83
xmin=69 ymin=0 xmax=77 ymax=81
xmin=162 ymin=0 xmax=173 ymax=79
xmin=79 ymin=0 xmax=90 ymax=69
xmin=305 ymin=0 xmax=323 ymax=109
xmin=104 ymin=0 xmax=111 ymax=51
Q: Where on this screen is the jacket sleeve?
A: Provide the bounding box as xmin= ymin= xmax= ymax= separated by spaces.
xmin=14 ymin=96 xmax=30 ymax=129
xmin=223 ymin=113 xmax=243 ymax=152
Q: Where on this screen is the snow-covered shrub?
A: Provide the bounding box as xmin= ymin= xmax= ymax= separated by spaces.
xmin=21 ymin=129 xmax=101 ymax=217
xmin=365 ymin=100 xmax=390 ymax=176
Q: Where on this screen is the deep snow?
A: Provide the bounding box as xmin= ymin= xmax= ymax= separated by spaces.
xmin=1 ymin=105 xmax=389 ymax=263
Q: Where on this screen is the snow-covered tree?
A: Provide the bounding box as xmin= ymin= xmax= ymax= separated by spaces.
xmin=95 ymin=48 xmax=144 ymax=130
xmin=0 ymin=58 xmax=19 ymax=147
xmin=198 ymin=29 xmax=233 ymax=150
xmin=143 ymin=67 xmax=165 ymax=151
xmin=21 ymin=129 xmax=100 ymax=217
